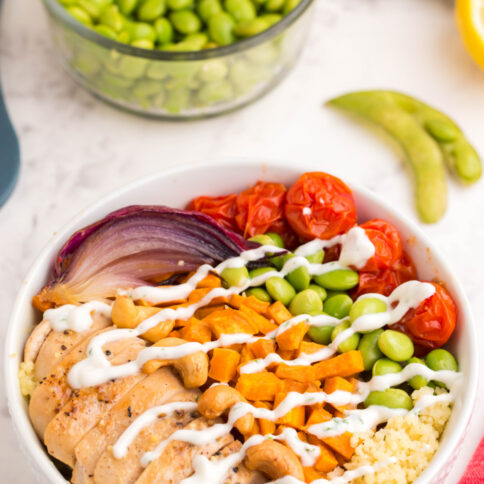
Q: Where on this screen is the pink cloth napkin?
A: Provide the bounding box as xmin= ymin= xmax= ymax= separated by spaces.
xmin=459 ymin=436 xmax=484 ymax=483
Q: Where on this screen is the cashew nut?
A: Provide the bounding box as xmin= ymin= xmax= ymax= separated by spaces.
xmin=112 ymin=296 xmax=174 ymax=343
xmin=142 ymin=337 xmax=208 ymax=389
xmin=244 ymin=439 xmax=305 ymax=481
xmin=198 ymin=385 xmax=254 ymax=435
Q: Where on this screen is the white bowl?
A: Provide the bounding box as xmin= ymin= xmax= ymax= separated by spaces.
xmin=5 ymin=160 xmax=478 ymax=484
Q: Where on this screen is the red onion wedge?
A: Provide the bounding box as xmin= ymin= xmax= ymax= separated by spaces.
xmin=33 ymin=205 xmax=260 ymax=309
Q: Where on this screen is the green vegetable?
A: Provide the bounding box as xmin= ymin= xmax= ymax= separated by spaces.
xmin=306 ymin=250 xmax=325 ymax=264
xmin=220 ymin=266 xmax=249 ymax=287
xmin=265 ymin=232 xmax=285 ymax=248
xmin=249 ymin=234 xmax=275 ymax=246
xmin=313 ymin=269 xmax=359 ymax=291
xmin=378 ymin=329 xmax=414 ymax=362
xmin=208 ymin=12 xmax=236 ymax=45
xmin=331 ymin=320 xmax=360 ymax=353
xmin=137 ymin=0 xmax=166 ymax=21
xmin=406 ymin=357 xmax=428 ymax=390
xmin=425 ymin=348 xmax=458 ymax=372
xmin=365 ymin=388 xmax=413 ymax=410
xmin=249 ymin=266 xmax=275 ymax=279
xmin=234 ymin=18 xmax=270 ymax=37
xmin=323 ymin=294 xmax=352 ymax=319
xmin=372 ymin=358 xmax=401 ymax=377
xmin=308 ymin=284 xmax=327 ymax=301
xmin=289 ymin=289 xmax=323 ymax=316
xmin=328 ymin=90 xmax=481 ymax=223
xmin=265 ymin=276 xmax=296 ymax=306
xmin=349 ymin=297 xmax=387 ymax=325
xmin=170 ymin=10 xmax=202 ymax=34
xmin=246 ymin=287 xmax=272 ymax=302
xmin=154 ymin=17 xmax=174 ymax=44
xmin=308 ymin=324 xmax=333 ymax=346
xmin=358 ymin=329 xmax=384 ymax=371
xmin=226 ymin=0 xmax=256 ymax=22
xmin=283 ymin=254 xmax=310 ymax=292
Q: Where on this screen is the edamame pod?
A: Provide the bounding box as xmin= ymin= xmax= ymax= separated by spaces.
xmin=328 ymin=91 xmax=448 ymax=223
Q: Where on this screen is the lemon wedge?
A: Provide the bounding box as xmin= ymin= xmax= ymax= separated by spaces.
xmin=456 ymin=0 xmax=484 ymax=69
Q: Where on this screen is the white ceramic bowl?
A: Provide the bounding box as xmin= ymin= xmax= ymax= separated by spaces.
xmin=5 ymin=160 xmax=478 ymax=484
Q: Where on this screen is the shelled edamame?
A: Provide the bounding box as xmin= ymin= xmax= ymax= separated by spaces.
xmin=59 ymin=0 xmax=302 ymax=50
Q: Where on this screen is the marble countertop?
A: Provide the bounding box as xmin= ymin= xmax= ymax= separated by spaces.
xmin=1 ymin=0 xmax=483 ymax=482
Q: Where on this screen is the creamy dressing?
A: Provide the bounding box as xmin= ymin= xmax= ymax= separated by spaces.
xmin=43 ymin=301 xmax=112 ymax=332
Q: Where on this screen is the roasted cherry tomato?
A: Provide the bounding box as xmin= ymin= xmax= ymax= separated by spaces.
xmin=186 ymin=194 xmax=238 ymax=231
xmin=352 ymin=252 xmax=417 ymax=298
xmin=235 ymin=181 xmax=286 ymax=237
xmin=285 ymin=172 xmax=357 ymax=240
xmin=359 ymin=219 xmax=403 ymax=272
xmin=391 ymin=282 xmax=457 ymax=350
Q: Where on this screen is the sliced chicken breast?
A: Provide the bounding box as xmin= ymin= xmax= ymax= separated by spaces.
xmin=29 ymin=329 xmax=142 ymax=438
xmin=93 ymin=399 xmax=198 ymax=484
xmin=134 ymin=417 xmax=234 ymax=484
xmin=72 ymin=367 xmax=194 ymax=484
xmin=24 ymin=319 xmax=52 ymax=364
xmin=44 ymin=339 xmax=147 ymax=467
xmin=34 ymin=314 xmax=111 ymax=380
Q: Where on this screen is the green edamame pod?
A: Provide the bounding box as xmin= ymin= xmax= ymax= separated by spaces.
xmin=390 ymin=91 xmax=481 ymax=184
xmin=313 ymin=269 xmax=359 ymax=291
xmin=358 ymin=329 xmax=384 ymax=371
xmin=327 ymin=91 xmax=448 ymax=223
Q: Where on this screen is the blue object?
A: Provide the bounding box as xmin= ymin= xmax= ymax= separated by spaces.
xmin=0 ymin=1 xmax=20 ymax=207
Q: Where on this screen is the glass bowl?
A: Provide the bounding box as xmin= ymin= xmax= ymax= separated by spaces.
xmin=41 ymin=0 xmax=314 ymax=119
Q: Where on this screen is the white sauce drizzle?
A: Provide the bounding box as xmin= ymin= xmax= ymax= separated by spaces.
xmin=43 ymin=301 xmax=112 ymax=332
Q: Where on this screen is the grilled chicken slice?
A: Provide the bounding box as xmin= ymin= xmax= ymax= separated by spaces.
xmin=24 ymin=319 xmax=51 ymax=364
xmin=29 ymin=329 xmax=142 ymax=438
xmin=134 ymin=417 xmax=234 ymax=484
xmin=44 ymin=339 xmax=147 ymax=467
xmin=210 ymin=441 xmax=265 ymax=484
xmin=93 ymin=398 xmax=199 ymax=484
xmin=72 ymin=368 xmax=195 ymax=484
xmin=34 ymin=314 xmax=111 ymax=380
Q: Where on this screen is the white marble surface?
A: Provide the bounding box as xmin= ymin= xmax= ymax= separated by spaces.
xmin=1 ymin=0 xmax=483 ymax=482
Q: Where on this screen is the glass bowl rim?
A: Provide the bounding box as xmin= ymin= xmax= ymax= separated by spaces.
xmin=42 ymin=0 xmax=314 ymax=61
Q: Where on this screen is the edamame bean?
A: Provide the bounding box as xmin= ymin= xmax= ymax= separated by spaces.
xmin=220 ymin=266 xmax=249 ymax=287
xmin=289 ymin=289 xmax=322 ymax=316
xmin=208 ymin=12 xmax=236 ymax=46
xmin=154 ymin=17 xmax=174 ymax=44
xmin=349 ymin=297 xmax=387 ymax=325
xmin=406 ymin=357 xmax=428 ymax=390
xmin=323 ymin=294 xmax=352 ymax=319
xmin=261 ymin=13 xmax=282 ymax=26
xmin=77 ymin=0 xmax=106 ymax=20
xmin=283 ymin=254 xmax=310 ymax=292
xmin=99 ymin=5 xmax=124 ymax=32
xmin=234 ymin=18 xmax=270 ymax=37
xmin=313 ymin=269 xmax=359 ymax=291
xmin=265 ymin=277 xmax=295 ymax=306
xmin=131 ymin=38 xmax=155 ymax=48
xmin=164 ymin=85 xmax=191 ymax=113
xmin=118 ymin=55 xmax=148 ymax=78
xmin=197 ymin=0 xmax=223 ymax=22
xmin=378 ymin=330 xmax=414 ymax=362
xmin=197 ymin=79 xmax=233 ymax=105
xmin=137 ymin=0 xmax=166 ymax=22
xmin=265 ymin=0 xmax=285 ymax=11
xmin=306 ymin=250 xmax=324 ymax=264
xmin=364 ymin=388 xmax=412 ymax=410
xmin=94 ymin=24 xmax=118 ymax=39
xmin=246 ymin=287 xmax=272 ymax=303
xmin=358 ymin=329 xmax=384 ymax=371
xmin=167 ymin=0 xmax=194 ymax=9
xmin=331 ymin=320 xmax=360 ymax=353
xmin=225 ymin=0 xmax=256 ymax=22
xmin=308 ymin=284 xmax=327 ymax=301
xmin=308 ymin=324 xmax=333 ymax=346
xmin=146 ymin=61 xmax=169 ymax=79
xmin=372 ymin=358 xmax=402 ymax=377
xmin=67 ymin=5 xmax=93 ymax=25
xmin=182 ymin=32 xmax=208 ymax=50
xmin=170 ymin=10 xmax=201 ymax=34
xmin=126 ymin=21 xmax=157 ymax=42
xmin=198 ymin=59 xmax=228 ymax=82
xmin=132 ymin=78 xmax=163 ymax=100
xmin=118 ymin=0 xmax=139 ymax=15
xmin=249 ymin=234 xmax=275 ymax=245
xmin=283 ymin=0 xmax=301 ymax=14
xmin=265 ymin=232 xmax=284 ymax=248
xmin=249 ymin=266 xmax=275 ymax=279
xmin=425 ymin=349 xmax=458 ymax=372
